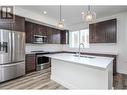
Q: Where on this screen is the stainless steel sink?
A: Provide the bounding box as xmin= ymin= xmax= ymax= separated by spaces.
xmin=73 ymin=54 xmax=95 ymax=58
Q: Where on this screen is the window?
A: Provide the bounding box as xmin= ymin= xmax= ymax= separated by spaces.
xmin=69 ymin=29 xmax=89 ymax=48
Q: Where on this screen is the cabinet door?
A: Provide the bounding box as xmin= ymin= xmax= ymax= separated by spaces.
xmin=89 ymin=24 xmax=97 ymax=43
xmin=0 ymin=21 xmax=12 ymax=30
xmin=60 ymin=30 xmax=69 ymax=44
xmin=105 ymin=19 xmax=117 ymax=43
xmin=33 ymin=24 xmax=38 ymax=35
xmin=89 ymin=23 xmax=106 ymax=43
xmin=89 ymin=19 xmax=117 ymax=43
xmin=0 ymin=11 xmax=14 ymax=30
xmin=0 ymin=15 xmax=25 ymax=32
xmin=47 ymin=27 xmax=53 ymax=44
xmin=25 ymin=54 xmax=36 ymax=74
xmin=96 ymin=22 xmax=106 ymax=43
xmin=47 ymin=27 xmax=61 ymax=44
xmin=32 ymin=24 xmax=47 ymax=36
xmin=13 ymin=15 xmax=25 ymax=32
xmin=40 ymin=25 xmax=47 ymax=36
xmin=52 ymin=29 xmax=61 ymax=44
xmin=25 ymin=21 xmax=34 ymax=43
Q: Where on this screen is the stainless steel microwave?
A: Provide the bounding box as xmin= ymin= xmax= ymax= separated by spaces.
xmin=33 ymin=35 xmax=47 ymax=44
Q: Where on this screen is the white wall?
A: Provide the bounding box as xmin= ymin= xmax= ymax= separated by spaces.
xmin=14 ymin=7 xmax=58 ymax=27
xmin=62 ymin=12 xmax=127 ymax=74
xmin=14 ymin=6 xmax=68 ymax=30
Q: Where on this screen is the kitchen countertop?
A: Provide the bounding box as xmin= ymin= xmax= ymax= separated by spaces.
xmin=43 ymin=53 xmax=114 ymax=70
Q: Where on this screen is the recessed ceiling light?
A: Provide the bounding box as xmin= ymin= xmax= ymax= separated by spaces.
xmin=62 ymin=19 xmax=65 ymax=22
xmin=43 ymin=11 xmax=47 ymax=14
xmin=81 ymin=12 xmax=84 ymax=15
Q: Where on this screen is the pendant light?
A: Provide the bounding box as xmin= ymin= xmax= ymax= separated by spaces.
xmin=83 ymin=6 xmax=96 ymax=23
xmin=58 ymin=5 xmax=64 ymax=28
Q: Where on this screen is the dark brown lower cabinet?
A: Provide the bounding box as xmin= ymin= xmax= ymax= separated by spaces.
xmin=25 ymin=54 xmax=36 ymax=74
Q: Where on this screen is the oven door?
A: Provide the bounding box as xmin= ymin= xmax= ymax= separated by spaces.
xmin=36 ymin=56 xmax=50 ymax=70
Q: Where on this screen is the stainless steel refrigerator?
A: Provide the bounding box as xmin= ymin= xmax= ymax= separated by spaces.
xmin=0 ymin=29 xmax=25 ymax=82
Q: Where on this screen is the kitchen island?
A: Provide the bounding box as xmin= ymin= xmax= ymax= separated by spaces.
xmin=43 ymin=53 xmax=114 ymax=89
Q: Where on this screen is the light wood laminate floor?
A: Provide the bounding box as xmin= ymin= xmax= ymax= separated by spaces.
xmin=0 ymin=68 xmax=67 ymax=90
xmin=0 ymin=67 xmax=127 ymax=90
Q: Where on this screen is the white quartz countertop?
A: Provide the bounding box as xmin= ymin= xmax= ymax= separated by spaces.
xmin=43 ymin=53 xmax=114 ymax=70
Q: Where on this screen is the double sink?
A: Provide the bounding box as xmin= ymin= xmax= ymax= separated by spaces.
xmin=73 ymin=54 xmax=96 ymax=59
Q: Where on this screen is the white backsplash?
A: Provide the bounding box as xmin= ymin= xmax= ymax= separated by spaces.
xmin=25 ymin=44 xmax=62 ymax=53
xmin=62 ymin=43 xmax=118 ymax=55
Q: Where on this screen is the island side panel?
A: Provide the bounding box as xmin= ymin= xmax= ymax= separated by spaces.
xmin=51 ymin=58 xmax=113 ymax=89
xmin=107 ymin=61 xmax=113 ymax=89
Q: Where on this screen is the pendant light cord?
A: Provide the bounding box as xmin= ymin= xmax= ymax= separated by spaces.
xmin=88 ymin=5 xmax=90 ymax=11
xmin=60 ymin=5 xmax=61 ymax=21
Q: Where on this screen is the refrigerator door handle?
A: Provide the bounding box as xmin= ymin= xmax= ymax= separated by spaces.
xmin=12 ymin=32 xmax=15 ymax=62
xmin=2 ymin=63 xmax=17 ymax=67
xmin=8 ymin=32 xmax=12 ymax=60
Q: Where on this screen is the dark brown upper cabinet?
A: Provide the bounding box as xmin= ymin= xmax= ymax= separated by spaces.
xmin=60 ymin=30 xmax=69 ymax=44
xmin=46 ymin=27 xmax=69 ymax=44
xmin=25 ymin=21 xmax=69 ymax=44
xmin=13 ymin=15 xmax=25 ymax=32
xmin=25 ymin=21 xmax=47 ymax=43
xmin=89 ymin=19 xmax=117 ymax=43
xmin=34 ymin=24 xmax=47 ymax=36
xmin=47 ymin=27 xmax=61 ymax=44
xmin=39 ymin=25 xmax=47 ymax=36
xmin=0 ymin=15 xmax=25 ymax=32
xmin=52 ymin=29 xmax=61 ymax=44
xmin=25 ymin=21 xmax=34 ymax=43
xmin=46 ymin=27 xmax=53 ymax=44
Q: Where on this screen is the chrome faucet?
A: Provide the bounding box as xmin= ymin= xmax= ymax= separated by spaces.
xmin=78 ymin=43 xmax=85 ymax=57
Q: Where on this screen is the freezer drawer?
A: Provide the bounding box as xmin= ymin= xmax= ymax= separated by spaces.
xmin=0 ymin=61 xmax=25 ymax=82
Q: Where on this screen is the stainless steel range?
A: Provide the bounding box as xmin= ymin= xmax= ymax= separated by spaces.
xmin=31 ymin=51 xmax=51 ymax=71
xmin=0 ymin=29 xmax=25 ymax=82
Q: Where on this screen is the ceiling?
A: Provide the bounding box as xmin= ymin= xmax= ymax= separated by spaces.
xmin=17 ymin=6 xmax=127 ymax=26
